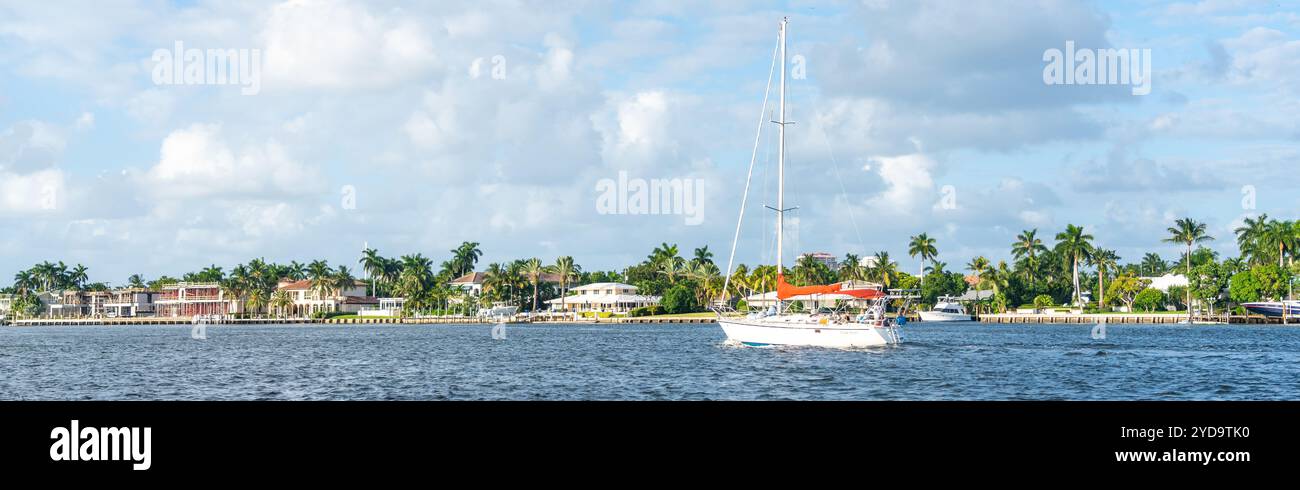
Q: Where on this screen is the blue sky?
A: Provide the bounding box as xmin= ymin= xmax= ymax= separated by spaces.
xmin=1 ymin=0 xmax=1299 ymax=284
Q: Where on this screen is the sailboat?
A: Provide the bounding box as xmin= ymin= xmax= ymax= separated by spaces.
xmin=714 ymin=17 xmax=906 ymax=348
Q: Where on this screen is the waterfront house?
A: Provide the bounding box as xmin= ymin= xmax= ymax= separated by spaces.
xmin=275 ymin=279 xmax=372 ymax=316
xmin=154 ymin=282 xmax=241 ymax=317
xmin=47 ymin=290 xmax=111 ymax=318
xmin=1141 ymin=273 xmax=1189 ymax=293
xmin=543 ymin=282 xmax=660 ymax=314
xmin=450 ymin=271 xmax=564 ymax=302
xmin=0 ymin=294 xmax=11 ymax=317
xmin=359 ymin=297 xmax=406 ymax=317
xmin=449 ymin=272 xmax=488 ymax=296
xmin=103 ymin=288 xmax=158 ymax=317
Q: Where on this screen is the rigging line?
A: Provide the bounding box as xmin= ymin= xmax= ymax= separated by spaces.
xmin=721 ymin=34 xmax=780 ymax=303
xmin=815 ymin=102 xmax=866 ymax=255
xmin=761 ymin=108 xmax=773 ymax=266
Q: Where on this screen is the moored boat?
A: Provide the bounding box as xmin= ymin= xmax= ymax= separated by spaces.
xmin=918 ymin=295 xmax=973 ymax=322
xmin=713 ymin=17 xmax=908 ymax=348
xmin=1242 ymin=300 xmax=1300 ymax=319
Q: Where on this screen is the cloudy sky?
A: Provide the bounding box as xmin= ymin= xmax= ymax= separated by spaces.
xmin=1 ymin=0 xmax=1298 ymax=283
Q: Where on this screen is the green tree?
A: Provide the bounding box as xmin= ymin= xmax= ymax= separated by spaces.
xmin=662 ymin=284 xmax=698 ymax=314
xmin=521 ymin=257 xmax=547 ymax=312
xmin=908 ymin=233 xmax=938 ymax=288
xmin=1089 ymin=249 xmax=1120 ymax=308
xmin=1106 ymin=274 xmax=1150 ymax=312
xmin=360 ymin=248 xmax=385 ymax=296
xmin=1164 ymin=217 xmax=1214 ymax=322
xmin=1054 ymin=224 xmax=1095 ymax=306
xmin=1134 ymin=288 xmax=1165 ymax=312
xmin=1011 ymin=229 xmax=1048 ymax=286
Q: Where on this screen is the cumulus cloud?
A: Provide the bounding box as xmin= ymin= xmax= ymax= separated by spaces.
xmin=1 ymin=0 xmax=1298 ymax=279
xmin=144 ymin=123 xmax=324 ymax=199
xmin=261 ymin=0 xmax=438 ymax=90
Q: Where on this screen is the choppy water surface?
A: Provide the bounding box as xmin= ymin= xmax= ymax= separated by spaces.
xmin=1 ymin=322 xmax=1297 ymax=400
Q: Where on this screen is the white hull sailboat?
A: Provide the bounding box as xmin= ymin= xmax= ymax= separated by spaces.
xmin=719 ymin=317 xmax=902 ymax=348
xmin=715 ymin=18 xmax=905 ymax=349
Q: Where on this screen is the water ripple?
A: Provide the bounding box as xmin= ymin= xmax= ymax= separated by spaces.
xmin=0 ymin=322 xmax=1298 ymax=400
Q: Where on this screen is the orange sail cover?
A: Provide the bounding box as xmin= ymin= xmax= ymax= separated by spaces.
xmin=839 ymin=288 xmax=885 ymax=300
xmin=775 ymin=274 xmax=842 ymax=299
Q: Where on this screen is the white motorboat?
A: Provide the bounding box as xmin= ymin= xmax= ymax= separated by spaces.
xmin=477 ymin=302 xmax=519 ymax=319
xmin=714 ymin=17 xmax=906 ymax=348
xmin=918 ymin=296 xmax=973 ymax=322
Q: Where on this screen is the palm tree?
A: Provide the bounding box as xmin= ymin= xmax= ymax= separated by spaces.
xmin=1054 ymin=224 xmax=1095 ymax=306
xmin=520 ymin=258 xmax=547 ymax=312
xmin=691 ymin=246 xmax=714 ymax=267
xmin=840 ymin=254 xmax=863 ymax=282
xmin=552 ymin=256 xmax=579 ymax=313
xmin=728 ymin=263 xmax=752 ymax=299
xmin=925 ymin=260 xmax=948 ymax=275
xmin=908 ymin=233 xmax=938 ymax=287
xmin=360 ymin=248 xmax=385 ymax=296
xmin=307 ymin=260 xmax=332 ymax=301
xmin=1139 ymin=253 xmax=1166 ymax=276
xmin=1089 ymin=249 xmax=1120 ymax=308
xmin=966 ymin=256 xmax=990 ymax=309
xmin=1164 ymin=218 xmax=1213 ymax=320
xmin=13 ymin=270 xmax=36 ymax=294
xmin=657 ymin=256 xmax=685 ymax=284
xmin=1260 ymin=220 xmax=1296 ymax=268
xmin=979 ymin=261 xmax=1012 ymax=312
xmin=199 ymin=265 xmax=224 ymax=282
xmin=69 ymin=264 xmax=89 ymax=290
xmin=1234 ymin=213 xmax=1270 ymax=265
xmin=397 ymin=254 xmax=434 ymax=314
xmin=792 ymin=254 xmax=823 ymax=286
xmin=482 ymin=262 xmax=507 ymax=303
xmin=271 ymin=290 xmax=293 ymax=318
xmin=333 ymin=266 xmax=357 ymax=300
xmin=126 ymin=274 xmax=147 ymax=289
xmin=869 ymin=251 xmax=897 ymax=288
xmin=1011 ymin=229 xmax=1048 ymax=286
xmin=285 ymin=261 xmax=306 ymax=281
xmin=246 ymin=288 xmax=268 ymax=317
xmin=450 ymin=242 xmax=483 ymax=278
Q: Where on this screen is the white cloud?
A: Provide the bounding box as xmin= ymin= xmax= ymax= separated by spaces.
xmin=0 ymin=120 xmax=65 ymax=173
xmin=74 ymin=112 xmax=95 ymax=131
xmin=863 ymin=153 xmax=937 ymax=216
xmin=261 ymin=0 xmax=438 ymax=90
xmin=144 ymin=123 xmax=324 ymax=199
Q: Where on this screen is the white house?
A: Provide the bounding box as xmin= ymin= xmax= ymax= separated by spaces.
xmin=276 ymin=279 xmax=372 ymax=315
xmin=103 ymin=289 xmax=158 ymax=317
xmin=1141 ymin=273 xmax=1188 ymax=293
xmin=359 ymin=297 xmax=407 ymax=317
xmin=545 ymin=282 xmax=659 ymax=314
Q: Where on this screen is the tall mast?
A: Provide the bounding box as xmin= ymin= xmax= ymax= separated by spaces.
xmin=776 ymin=17 xmax=787 ymax=277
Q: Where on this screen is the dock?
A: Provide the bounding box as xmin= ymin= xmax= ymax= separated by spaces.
xmin=977 ymin=313 xmax=1285 ymax=324
xmin=3 ymin=316 xmax=720 ymax=326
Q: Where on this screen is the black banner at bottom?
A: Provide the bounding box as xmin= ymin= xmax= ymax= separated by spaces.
xmin=0 ymin=401 xmax=1291 ymax=479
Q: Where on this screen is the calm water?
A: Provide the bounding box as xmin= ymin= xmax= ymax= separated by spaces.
xmin=1 ymin=322 xmax=1297 ymax=400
